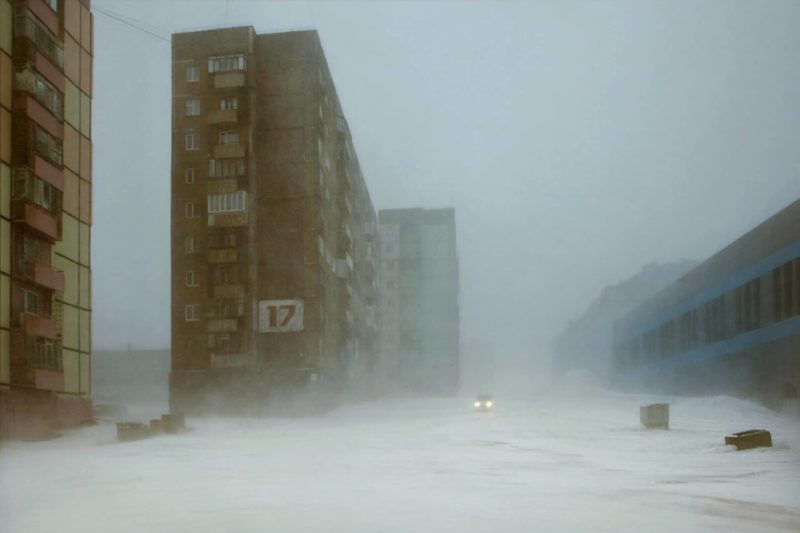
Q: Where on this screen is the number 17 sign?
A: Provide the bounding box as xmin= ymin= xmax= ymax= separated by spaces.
xmin=258 ymin=299 xmax=304 ymax=332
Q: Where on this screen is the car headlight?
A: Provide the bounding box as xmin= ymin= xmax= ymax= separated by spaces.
xmin=474 ymin=401 xmax=481 ymax=407
xmin=486 ymin=401 xmax=493 ymax=407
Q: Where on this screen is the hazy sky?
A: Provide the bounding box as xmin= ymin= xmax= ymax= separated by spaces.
xmin=92 ymin=1 xmax=800 ymax=377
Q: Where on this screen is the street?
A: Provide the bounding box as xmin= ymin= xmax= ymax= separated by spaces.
xmin=1 ymin=391 xmax=798 ymax=532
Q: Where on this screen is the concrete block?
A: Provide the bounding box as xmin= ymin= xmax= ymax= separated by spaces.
xmin=116 ymin=422 xmax=149 ymax=442
xmin=161 ymin=413 xmax=185 ymax=434
xmin=640 ymin=403 xmax=669 ymax=429
xmin=725 ymin=429 xmax=772 ymax=451
xmin=149 ymin=419 xmax=164 ymax=435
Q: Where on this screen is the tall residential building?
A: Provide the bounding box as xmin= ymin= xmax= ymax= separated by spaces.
xmin=0 ymin=0 xmax=93 ymax=439
xmin=378 ymin=208 xmax=460 ymax=395
xmin=171 ymin=27 xmax=377 ymax=413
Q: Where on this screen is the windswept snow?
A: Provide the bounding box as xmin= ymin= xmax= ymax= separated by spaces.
xmin=1 ymin=391 xmax=798 ymax=532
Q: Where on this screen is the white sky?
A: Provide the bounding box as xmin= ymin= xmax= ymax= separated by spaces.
xmin=91 ymin=1 xmax=800 ymax=378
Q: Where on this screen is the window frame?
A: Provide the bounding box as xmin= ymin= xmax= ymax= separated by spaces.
xmin=185 ymin=304 xmax=199 ymax=322
xmin=186 ymin=64 xmax=199 ymax=83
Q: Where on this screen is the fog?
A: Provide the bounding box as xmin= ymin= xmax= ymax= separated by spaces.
xmin=3 ymin=1 xmax=799 ymax=531
xmin=91 ymin=1 xmax=800 ymax=387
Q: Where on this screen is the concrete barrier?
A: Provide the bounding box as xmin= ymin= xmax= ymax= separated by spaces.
xmin=640 ymin=403 xmax=669 ymax=429
xmin=149 ymin=419 xmax=165 ymax=435
xmin=161 ymin=413 xmax=186 ymax=434
xmin=116 ymin=422 xmax=149 ymax=442
xmin=724 ymin=429 xmax=772 ymax=451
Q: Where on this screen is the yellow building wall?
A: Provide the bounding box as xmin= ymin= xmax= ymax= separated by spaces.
xmin=58 ymin=0 xmax=93 ymax=397
xmin=0 ymin=6 xmax=8 ymax=385
xmin=62 ymin=349 xmax=80 ymax=394
xmin=55 ymin=213 xmax=80 ymax=262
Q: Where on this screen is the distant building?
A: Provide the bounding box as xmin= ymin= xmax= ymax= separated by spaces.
xmin=170 ymin=27 xmax=378 ymax=413
xmin=553 ymin=260 xmax=697 ymax=384
xmin=378 ymin=208 xmax=459 ymax=395
xmin=0 ymin=0 xmax=94 ymax=439
xmin=613 ymin=199 xmax=800 ymax=407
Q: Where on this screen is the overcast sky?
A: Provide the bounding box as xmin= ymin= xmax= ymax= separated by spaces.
xmin=91 ymin=0 xmax=800 ymax=379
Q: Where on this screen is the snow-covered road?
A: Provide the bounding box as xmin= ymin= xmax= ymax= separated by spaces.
xmin=1 ymin=391 xmax=798 ymax=532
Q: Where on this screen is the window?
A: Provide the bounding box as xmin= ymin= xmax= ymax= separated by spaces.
xmin=185 ymin=131 xmax=198 ymax=150
xmin=13 ymin=170 xmax=58 ymax=213
xmin=218 ymin=131 xmax=239 ymax=145
xmin=185 ymin=98 xmax=200 ymax=116
xmin=185 ymin=201 xmax=197 ymax=218
xmin=208 ymin=54 xmax=245 ymax=73
xmin=46 ymin=0 xmax=58 ymax=12
xmin=23 ymin=237 xmax=40 ymax=263
xmin=185 ymin=304 xmax=199 ymax=321
xmin=185 ymin=168 xmax=196 ymax=184
xmin=186 ymin=65 xmax=199 ymax=82
xmin=32 ymin=338 xmax=58 ymax=368
xmin=207 ymin=191 xmax=247 ymax=214
xmin=186 ymin=271 xmax=198 ymax=287
xmin=219 ymin=97 xmax=238 ymax=110
xmin=15 ymin=14 xmax=63 ymax=68
xmin=23 ymin=289 xmax=39 ymax=314
xmin=35 ymin=127 xmax=63 ymax=165
xmin=185 ymin=235 xmax=196 ymax=254
xmin=208 ymin=158 xmax=245 ymax=178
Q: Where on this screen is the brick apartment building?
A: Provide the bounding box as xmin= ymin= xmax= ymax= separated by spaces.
xmin=0 ymin=0 xmax=93 ymax=439
xmin=170 ymin=27 xmax=378 ymax=413
xmin=378 ymin=208 xmax=460 ymax=395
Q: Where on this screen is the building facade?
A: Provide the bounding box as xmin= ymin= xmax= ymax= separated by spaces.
xmin=170 ymin=28 xmax=377 ymax=413
xmin=378 ymin=208 xmax=459 ymax=395
xmin=0 ymin=0 xmax=93 ymax=439
xmin=613 ymin=200 xmax=800 ymax=407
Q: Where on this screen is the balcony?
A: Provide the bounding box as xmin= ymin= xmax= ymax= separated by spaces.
xmin=213 ymin=72 xmax=246 ymax=89
xmin=19 ymin=313 xmax=58 ymax=340
xmin=213 ymin=144 xmax=245 ymax=159
xmin=207 ymin=109 xmax=238 ymax=125
xmin=35 ymin=368 xmax=64 ymax=391
xmin=14 ymin=92 xmax=63 ymax=139
xmin=18 ymin=261 xmax=65 ymax=292
xmin=208 ymin=211 xmax=248 ymax=227
xmin=208 ymin=248 xmax=238 ymax=263
xmin=208 ymin=319 xmax=238 ymax=333
xmin=14 ymin=14 xmax=64 ymax=69
xmin=210 ymin=352 xmax=249 ymax=369
xmin=214 ymin=284 xmax=246 ymax=299
xmin=12 ymin=201 xmax=60 ymax=241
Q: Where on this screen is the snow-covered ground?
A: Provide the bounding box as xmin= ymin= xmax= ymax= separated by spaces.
xmin=1 ymin=390 xmax=798 ymax=532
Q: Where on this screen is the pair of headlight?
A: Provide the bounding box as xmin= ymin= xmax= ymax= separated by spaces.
xmin=474 ymin=400 xmax=493 ymax=408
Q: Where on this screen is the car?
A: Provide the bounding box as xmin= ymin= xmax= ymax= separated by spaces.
xmin=474 ymin=394 xmax=494 ymax=412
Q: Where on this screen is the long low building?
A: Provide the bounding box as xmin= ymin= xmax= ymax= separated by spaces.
xmin=612 ymin=199 xmax=800 ymax=407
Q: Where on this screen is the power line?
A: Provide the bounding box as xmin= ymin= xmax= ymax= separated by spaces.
xmin=93 ymin=6 xmax=171 ymax=44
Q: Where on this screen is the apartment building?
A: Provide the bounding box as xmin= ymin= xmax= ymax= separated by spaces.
xmin=378 ymin=208 xmax=460 ymax=396
xmin=0 ymin=0 xmax=93 ymax=439
xmin=171 ymin=27 xmax=377 ymax=413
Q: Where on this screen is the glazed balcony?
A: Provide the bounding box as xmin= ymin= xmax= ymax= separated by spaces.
xmin=213 ymin=72 xmax=246 ymax=89
xmin=208 ymin=319 xmax=238 ymax=333
xmin=18 ymin=312 xmax=58 ymax=340
xmin=14 ymin=13 xmax=64 ymax=71
xmin=213 ymin=143 xmax=246 ymax=159
xmin=207 ymin=109 xmax=238 ymax=125
xmin=12 ymin=200 xmax=61 ymax=241
xmin=214 ymin=284 xmax=246 ymax=299
xmin=13 ymin=92 xmax=64 ymax=139
xmin=17 ymin=261 xmax=65 ymax=292
xmin=208 ymin=211 xmax=248 ymax=227
xmin=208 ymin=248 xmax=238 ymax=264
